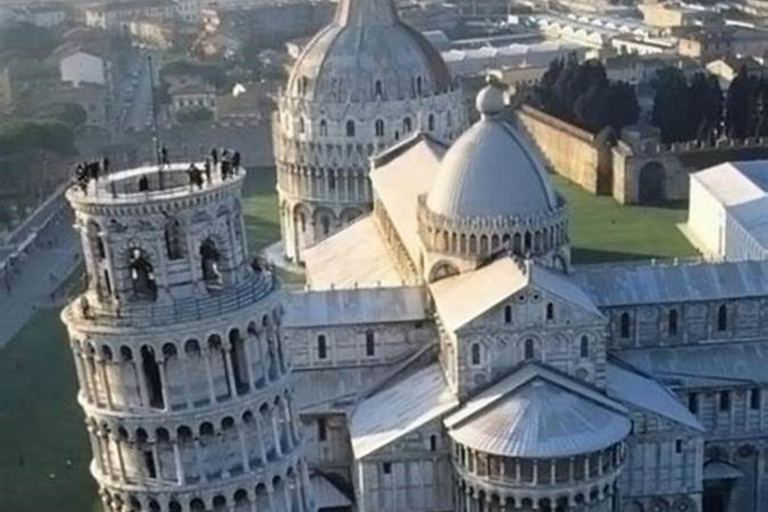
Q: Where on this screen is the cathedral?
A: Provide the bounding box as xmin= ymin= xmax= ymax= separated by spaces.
xmin=278 ymin=1 xmax=768 ymax=511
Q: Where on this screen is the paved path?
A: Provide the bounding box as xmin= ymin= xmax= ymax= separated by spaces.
xmin=0 ymin=213 xmax=81 ymax=349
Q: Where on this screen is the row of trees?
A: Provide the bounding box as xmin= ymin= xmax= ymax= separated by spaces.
xmin=650 ymin=66 xmax=768 ymax=143
xmin=533 ymin=55 xmax=640 ymax=134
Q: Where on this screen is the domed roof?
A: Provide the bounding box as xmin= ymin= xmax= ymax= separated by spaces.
xmin=425 ymin=84 xmax=558 ymax=219
xmin=447 ymin=379 xmax=630 ymax=458
xmin=285 ymin=0 xmax=451 ymax=102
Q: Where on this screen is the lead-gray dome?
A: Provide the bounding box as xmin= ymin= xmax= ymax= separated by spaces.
xmin=286 ymin=0 xmax=451 ymax=103
xmin=426 ymin=85 xmax=558 ymax=219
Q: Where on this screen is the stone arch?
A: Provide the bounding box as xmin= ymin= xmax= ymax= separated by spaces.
xmin=164 ymin=218 xmax=184 ymax=260
xmin=428 ymin=260 xmax=459 ymax=282
xmin=638 ymin=161 xmax=666 ymax=204
xmin=127 ymin=246 xmax=157 ymax=301
xmin=200 ymin=236 xmax=223 ymax=289
xmin=292 ymin=203 xmax=310 ymax=234
xmin=340 ymin=208 xmax=363 ymax=225
xmin=140 ymin=345 xmax=164 ymax=409
xmin=313 ymin=207 xmax=336 ymax=238
xmin=228 ymin=328 xmax=249 ymax=395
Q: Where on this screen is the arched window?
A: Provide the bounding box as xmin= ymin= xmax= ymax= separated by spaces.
xmin=319 ymin=119 xmax=328 ymax=136
xmin=165 ymin=219 xmax=184 ymax=260
xmin=620 ymin=312 xmax=630 ymax=338
xmin=328 ymin=170 xmax=336 ymax=190
xmin=504 ymin=305 xmax=512 ymax=324
xmin=430 ymin=435 xmax=437 ymax=451
xmin=346 ymin=120 xmax=356 ymax=137
xmin=299 ymin=212 xmax=306 ymax=233
xmin=717 ymin=304 xmax=727 ymax=332
xmin=129 ymin=248 xmax=157 ymax=301
xmin=317 ymin=335 xmax=327 ymax=360
xmin=668 ymin=309 xmax=678 ymax=336
xmin=375 ymin=119 xmax=385 ymax=137
xmin=88 ymin=221 xmax=105 ymax=261
xmin=403 ymin=117 xmax=412 ymax=134
xmin=298 ymin=117 xmax=305 ymax=134
xmin=200 ymin=238 xmax=222 ymax=288
xmin=546 ymin=302 xmax=554 ymax=321
xmin=141 ymin=346 xmax=164 ymax=409
xmin=374 ymin=80 xmax=383 ymax=97
xmin=317 ymin=417 xmax=327 ymax=441
xmin=428 ymin=114 xmax=435 ymax=132
xmin=524 ymin=339 xmax=534 ymax=360
xmin=416 ymin=76 xmax=423 ymax=95
xmin=365 ymin=331 xmax=375 ymax=356
xmin=471 ymin=343 xmax=481 ymax=366
xmin=524 ymin=232 xmax=532 ymax=251
xmin=321 ymin=216 xmax=330 ymax=235
xmin=447 ymin=110 xmax=452 ymax=127
xmin=580 ymin=336 xmax=589 ymax=358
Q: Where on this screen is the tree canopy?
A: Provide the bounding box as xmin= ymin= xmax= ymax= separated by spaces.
xmin=651 ymin=68 xmax=722 ymax=144
xmin=533 ymin=55 xmax=639 ymax=134
xmin=0 ymin=120 xmax=77 ymax=157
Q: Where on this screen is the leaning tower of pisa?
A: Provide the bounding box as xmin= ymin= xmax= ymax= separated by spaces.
xmin=61 ymin=163 xmax=313 ymax=512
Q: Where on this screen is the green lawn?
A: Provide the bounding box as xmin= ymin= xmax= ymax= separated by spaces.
xmin=552 ymin=175 xmax=697 ymax=264
xmin=0 ymin=168 xmax=283 ymax=512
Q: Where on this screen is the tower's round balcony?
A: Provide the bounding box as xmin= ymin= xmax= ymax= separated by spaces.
xmin=66 ymin=161 xmax=245 ymax=207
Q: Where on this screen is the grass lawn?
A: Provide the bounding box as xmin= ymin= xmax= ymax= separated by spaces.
xmin=552 ymin=175 xmax=698 ymax=264
xmin=0 ymin=168 xmax=283 ymax=512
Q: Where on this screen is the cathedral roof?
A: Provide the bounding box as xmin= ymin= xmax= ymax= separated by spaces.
xmin=617 ymin=340 xmax=768 ymax=388
xmin=444 ymin=364 xmax=630 ymax=458
xmin=284 ymin=0 xmax=451 ymax=103
xmin=284 ymin=286 xmax=426 ymax=328
xmin=429 ymin=257 xmax=600 ymax=333
xmin=606 ymin=362 xmax=704 ymax=431
xmin=350 ymin=361 xmax=458 ymax=459
xmin=425 ymin=83 xmax=558 ymax=220
xmin=303 ymin=215 xmax=404 ymax=289
xmin=573 ymin=258 xmax=768 ymax=307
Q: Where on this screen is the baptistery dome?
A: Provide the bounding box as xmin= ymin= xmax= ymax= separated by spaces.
xmin=274 ymin=0 xmax=467 ymax=263
xmin=286 ymin=0 xmax=452 ymax=103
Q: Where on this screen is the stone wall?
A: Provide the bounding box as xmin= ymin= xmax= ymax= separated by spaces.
xmin=515 ymin=104 xmax=612 ymax=195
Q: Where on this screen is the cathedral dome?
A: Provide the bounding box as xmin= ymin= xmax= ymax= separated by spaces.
xmin=425 ymin=83 xmax=558 ymax=220
xmin=285 ymin=0 xmax=451 ymax=103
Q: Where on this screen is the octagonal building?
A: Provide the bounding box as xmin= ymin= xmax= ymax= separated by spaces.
xmin=273 ymin=0 xmax=468 ymax=262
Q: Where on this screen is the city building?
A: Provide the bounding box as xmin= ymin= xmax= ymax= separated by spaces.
xmin=83 ymin=0 xmax=176 ymax=31
xmin=705 ymin=55 xmax=766 ymax=87
xmin=273 ymin=0 xmax=468 ymax=262
xmin=677 ymin=26 xmax=768 ymax=60
xmin=170 ymin=82 xmax=218 ymax=121
xmin=59 ymin=50 xmax=109 ymax=88
xmin=686 ymin=160 xmax=768 ymax=261
xmin=61 ymin=163 xmax=314 ymax=512
xmin=283 ymin=78 xmax=768 ymax=512
xmin=638 ymin=2 xmax=719 ymax=29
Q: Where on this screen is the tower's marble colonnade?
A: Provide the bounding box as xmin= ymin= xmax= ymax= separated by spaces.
xmin=62 ymin=165 xmax=313 ymax=512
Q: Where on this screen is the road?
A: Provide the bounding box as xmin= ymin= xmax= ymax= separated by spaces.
xmin=0 ymin=209 xmax=80 ymax=349
xmin=124 ymin=52 xmax=158 ymax=132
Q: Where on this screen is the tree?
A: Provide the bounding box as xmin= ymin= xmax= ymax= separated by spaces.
xmin=33 ymin=103 xmax=88 ymax=128
xmin=0 ymin=120 xmax=77 ymax=157
xmin=604 ymin=81 xmax=640 ymax=132
xmin=176 ymin=107 xmax=214 ymax=125
xmin=651 ymin=67 xmax=695 ymax=143
xmin=726 ymin=66 xmax=756 ymax=139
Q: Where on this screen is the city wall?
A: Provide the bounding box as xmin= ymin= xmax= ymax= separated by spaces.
xmin=515 ymin=104 xmax=612 ymax=195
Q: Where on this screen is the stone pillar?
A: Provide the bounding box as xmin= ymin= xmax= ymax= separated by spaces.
xmin=114 ymin=437 xmax=127 ymax=483
xmin=238 ymin=425 xmax=251 ymax=472
xmin=158 ymin=360 xmax=170 ymax=411
xmin=194 ymin=438 xmax=207 ymax=482
xmin=242 ymin=338 xmax=256 ymax=391
xmin=256 ymin=416 xmax=268 ymax=464
xmin=271 ymin=406 xmax=283 ymax=457
xmin=73 ymin=349 xmax=93 ymax=403
xmin=180 ymin=354 xmax=193 ymax=409
xmin=222 ymin=344 xmax=237 ymax=396
xmin=202 ymin=349 xmax=217 ymax=403
xmin=172 ymin=440 xmax=185 ymax=485
xmin=87 ymin=426 xmax=104 ymax=474
xmin=134 ymin=358 xmax=150 ymax=408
